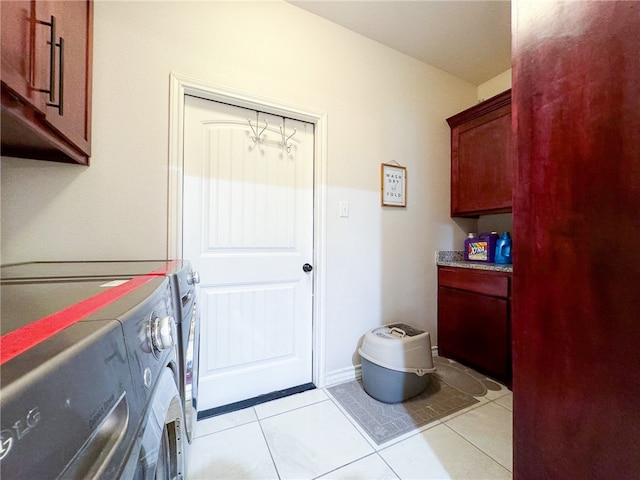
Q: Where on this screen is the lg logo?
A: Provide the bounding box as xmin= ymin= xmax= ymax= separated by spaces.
xmin=0 ymin=408 xmax=41 ymax=461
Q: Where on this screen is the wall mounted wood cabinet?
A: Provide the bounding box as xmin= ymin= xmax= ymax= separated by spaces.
xmin=446 ymin=90 xmax=512 ymax=217
xmin=1 ymin=0 xmax=92 ymax=165
xmin=437 ymin=266 xmax=511 ymax=386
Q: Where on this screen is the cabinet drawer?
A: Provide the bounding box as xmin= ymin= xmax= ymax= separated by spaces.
xmin=438 ymin=267 xmax=510 ymax=298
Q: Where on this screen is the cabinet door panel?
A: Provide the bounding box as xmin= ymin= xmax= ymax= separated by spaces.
xmin=42 ymin=0 xmax=91 ymax=155
xmin=447 ymin=90 xmax=513 ymax=217
xmin=455 ymin=108 xmax=512 ymax=214
xmin=438 ymin=286 xmax=510 ymax=384
xmin=1 ymin=0 xmax=48 ymax=111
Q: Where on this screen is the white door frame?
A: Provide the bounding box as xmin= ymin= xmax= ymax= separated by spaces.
xmin=167 ymin=72 xmax=328 ymax=389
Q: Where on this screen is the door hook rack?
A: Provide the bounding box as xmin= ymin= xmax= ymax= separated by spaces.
xmin=248 ymin=115 xmax=268 ymax=144
xmin=279 ymin=124 xmax=296 ymax=153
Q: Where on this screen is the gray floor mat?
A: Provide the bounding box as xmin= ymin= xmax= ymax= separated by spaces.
xmin=328 ymin=376 xmax=479 ymax=445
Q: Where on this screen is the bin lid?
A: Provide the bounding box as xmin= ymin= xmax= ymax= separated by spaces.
xmin=358 ymin=323 xmax=436 ymax=375
xmin=372 ymin=323 xmax=424 ymax=339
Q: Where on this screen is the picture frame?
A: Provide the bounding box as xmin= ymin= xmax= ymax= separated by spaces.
xmin=380 ymin=163 xmax=407 ymax=207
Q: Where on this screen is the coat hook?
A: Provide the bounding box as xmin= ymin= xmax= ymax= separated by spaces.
xmin=279 ymin=124 xmax=296 ymax=153
xmin=248 ymin=114 xmax=268 ymax=144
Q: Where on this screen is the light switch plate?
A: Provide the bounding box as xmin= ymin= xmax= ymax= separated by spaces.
xmin=339 ymin=201 xmax=349 ymax=217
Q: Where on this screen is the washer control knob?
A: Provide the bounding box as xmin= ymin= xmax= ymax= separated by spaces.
xmin=187 ymin=271 xmax=201 ymax=285
xmin=150 ymin=315 xmax=176 ymax=352
xmin=143 ymin=367 xmax=153 ymax=389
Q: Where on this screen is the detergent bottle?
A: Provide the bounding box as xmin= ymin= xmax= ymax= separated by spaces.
xmin=466 ymin=232 xmax=498 ymax=263
xmin=463 ymin=233 xmax=476 ymax=261
xmin=494 ymin=232 xmax=512 ymax=264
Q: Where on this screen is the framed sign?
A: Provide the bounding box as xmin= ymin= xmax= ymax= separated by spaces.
xmin=381 ymin=163 xmax=407 ymax=207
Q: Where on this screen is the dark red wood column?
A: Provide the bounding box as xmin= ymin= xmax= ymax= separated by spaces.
xmin=512 ymin=1 xmax=640 ymax=478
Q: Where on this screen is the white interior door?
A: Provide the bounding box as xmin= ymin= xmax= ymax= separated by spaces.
xmin=183 ymin=95 xmax=314 ymax=411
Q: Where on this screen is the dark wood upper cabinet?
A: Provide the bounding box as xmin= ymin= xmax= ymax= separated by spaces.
xmin=446 ymin=90 xmax=513 ymax=217
xmin=1 ymin=0 xmax=92 ymax=165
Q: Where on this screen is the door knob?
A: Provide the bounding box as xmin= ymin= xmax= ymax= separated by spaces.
xmin=302 ymin=263 xmax=313 ymax=273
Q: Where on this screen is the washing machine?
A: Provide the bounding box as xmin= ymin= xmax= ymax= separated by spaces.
xmin=1 ymin=260 xmax=201 ymax=443
xmin=0 ymin=271 xmax=185 ymax=478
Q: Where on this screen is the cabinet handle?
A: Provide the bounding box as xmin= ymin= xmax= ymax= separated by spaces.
xmin=35 ymin=15 xmax=63 ymax=115
xmin=51 ymin=37 xmax=64 ymax=115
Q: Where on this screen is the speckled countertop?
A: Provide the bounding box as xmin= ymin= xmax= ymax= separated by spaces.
xmin=436 ymin=251 xmax=513 ymax=273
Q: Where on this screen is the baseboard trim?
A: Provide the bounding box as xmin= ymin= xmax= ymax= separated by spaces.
xmin=323 ymin=365 xmax=361 ymax=387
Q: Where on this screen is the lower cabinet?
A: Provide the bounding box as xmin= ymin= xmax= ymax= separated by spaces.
xmin=437 ymin=266 xmax=511 ymax=387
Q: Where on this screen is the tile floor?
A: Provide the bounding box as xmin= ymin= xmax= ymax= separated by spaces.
xmin=187 ymin=377 xmax=513 ymax=480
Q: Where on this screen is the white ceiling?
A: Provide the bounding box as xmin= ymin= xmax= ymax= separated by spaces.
xmin=289 ymin=1 xmax=511 ymax=85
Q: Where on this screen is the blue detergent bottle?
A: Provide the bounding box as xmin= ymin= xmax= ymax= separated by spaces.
xmin=494 ymin=232 xmax=512 ymax=264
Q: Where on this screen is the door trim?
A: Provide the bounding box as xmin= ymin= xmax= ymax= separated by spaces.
xmin=168 ymin=72 xmax=328 ymax=388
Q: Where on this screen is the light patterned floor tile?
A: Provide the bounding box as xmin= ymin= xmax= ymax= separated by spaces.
xmin=379 ymin=423 xmax=512 ymax=479
xmin=261 ymin=399 xmax=374 ymax=479
xmin=187 ymin=421 xmax=277 ymax=480
xmin=495 ymin=392 xmax=513 ymax=411
xmin=444 ymin=402 xmax=513 ymax=470
xmin=318 ymin=453 xmax=399 ymax=479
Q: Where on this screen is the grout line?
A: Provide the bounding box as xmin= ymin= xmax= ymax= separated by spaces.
xmin=310 ymin=452 xmax=397 ymax=480
xmin=192 ymin=413 xmax=260 ymax=439
xmin=490 ymin=397 xmax=513 ymax=414
xmin=377 ymin=451 xmax=403 ymax=480
xmin=324 ymin=388 xmax=380 ymax=449
xmin=255 ymin=396 xmax=332 ymax=422
xmin=253 ymin=389 xmax=331 ymax=420
xmin=256 ymin=409 xmax=283 ymax=480
xmin=440 ymin=422 xmax=513 ymax=474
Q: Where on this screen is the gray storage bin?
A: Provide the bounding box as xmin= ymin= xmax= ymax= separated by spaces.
xmin=358 ymin=323 xmax=436 ymax=403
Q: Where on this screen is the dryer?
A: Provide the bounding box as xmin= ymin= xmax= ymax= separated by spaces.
xmin=1 ymin=260 xmax=201 ymax=443
xmin=0 ymin=272 xmax=185 ymax=478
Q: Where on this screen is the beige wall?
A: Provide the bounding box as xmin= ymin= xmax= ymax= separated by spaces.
xmin=478 ymin=68 xmax=512 ymax=101
xmin=1 ymin=1 xmax=478 ymax=381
